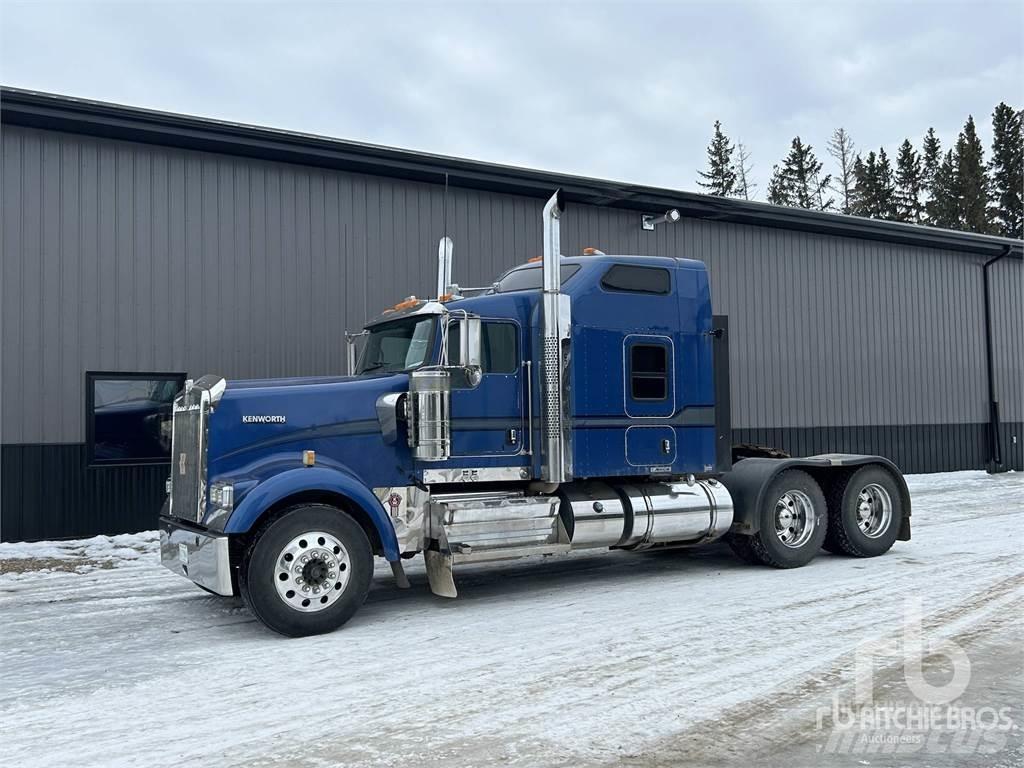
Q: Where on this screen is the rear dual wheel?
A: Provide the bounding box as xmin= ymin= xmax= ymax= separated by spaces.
xmin=824 ymin=465 xmax=902 ymax=557
xmin=727 ymin=469 xmax=827 ymax=568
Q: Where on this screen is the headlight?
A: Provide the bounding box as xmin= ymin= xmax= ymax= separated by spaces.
xmin=209 ymin=482 xmax=234 ymax=512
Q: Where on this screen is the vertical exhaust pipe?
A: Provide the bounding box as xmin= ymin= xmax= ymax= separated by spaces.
xmin=540 ymin=190 xmax=572 ymax=484
xmin=436 ymin=236 xmax=454 ymax=298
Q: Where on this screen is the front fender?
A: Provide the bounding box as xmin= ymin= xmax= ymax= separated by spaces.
xmin=224 ymin=466 xmax=400 ymax=560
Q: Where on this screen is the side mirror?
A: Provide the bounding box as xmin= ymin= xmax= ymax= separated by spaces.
xmin=345 ymin=330 xmax=368 ymax=375
xmin=454 ymin=316 xmax=483 ymax=368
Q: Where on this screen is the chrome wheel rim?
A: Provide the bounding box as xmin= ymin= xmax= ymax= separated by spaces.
xmin=856 ymin=483 xmax=893 ymax=539
xmin=774 ymin=490 xmax=816 ymax=548
xmin=274 ymin=531 xmax=350 ymax=612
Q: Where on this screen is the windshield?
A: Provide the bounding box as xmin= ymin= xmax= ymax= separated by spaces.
xmin=356 ymin=316 xmax=436 ymax=374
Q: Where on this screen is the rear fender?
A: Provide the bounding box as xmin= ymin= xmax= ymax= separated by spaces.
xmin=224 ymin=466 xmax=400 ymax=560
xmin=720 ymin=454 xmax=911 ymax=540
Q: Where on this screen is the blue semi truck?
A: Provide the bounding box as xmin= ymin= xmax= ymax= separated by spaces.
xmin=160 ymin=191 xmax=911 ymax=637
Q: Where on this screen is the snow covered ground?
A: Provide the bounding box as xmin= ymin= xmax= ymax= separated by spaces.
xmin=1 ymin=471 xmax=1021 ymax=767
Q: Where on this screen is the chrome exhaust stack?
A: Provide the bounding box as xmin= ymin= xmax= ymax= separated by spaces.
xmin=436 ymin=236 xmax=454 ymax=298
xmin=540 ymin=190 xmax=572 ymax=484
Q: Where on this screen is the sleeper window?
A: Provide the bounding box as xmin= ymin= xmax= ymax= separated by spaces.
xmin=630 ymin=344 xmax=668 ymax=400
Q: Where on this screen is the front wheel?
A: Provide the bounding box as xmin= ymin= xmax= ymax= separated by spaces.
xmin=240 ymin=504 xmax=373 ymax=637
xmin=739 ymin=469 xmax=828 ymax=568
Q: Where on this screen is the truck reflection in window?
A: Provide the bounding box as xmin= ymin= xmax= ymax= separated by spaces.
xmin=356 ymin=317 xmax=435 ymax=374
xmin=601 ymin=265 xmax=671 ymax=295
xmin=630 ymin=344 xmax=668 ymax=400
xmin=448 ymin=321 xmax=518 ymax=373
xmin=87 ymin=372 xmax=186 ymax=465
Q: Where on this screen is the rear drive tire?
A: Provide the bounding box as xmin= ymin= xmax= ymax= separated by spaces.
xmin=240 ymin=504 xmax=373 ymax=637
xmin=825 ymin=465 xmax=902 ymax=558
xmin=746 ymin=470 xmax=827 ymax=568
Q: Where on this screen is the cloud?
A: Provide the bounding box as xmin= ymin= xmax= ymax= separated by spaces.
xmin=2 ymin=1 xmax=1021 ymax=198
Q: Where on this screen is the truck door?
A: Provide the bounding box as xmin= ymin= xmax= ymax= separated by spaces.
xmin=449 ymin=320 xmax=524 ymax=456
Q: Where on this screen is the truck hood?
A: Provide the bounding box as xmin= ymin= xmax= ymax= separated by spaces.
xmin=207 ymin=372 xmax=409 ymax=463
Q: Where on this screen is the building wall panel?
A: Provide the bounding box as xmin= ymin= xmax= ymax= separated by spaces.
xmin=1 ymin=124 xmax=1022 ymax=539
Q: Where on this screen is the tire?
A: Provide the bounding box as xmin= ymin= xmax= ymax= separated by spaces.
xmin=825 ymin=465 xmax=902 ymax=558
xmin=746 ymin=469 xmax=827 ymax=568
xmin=239 ymin=504 xmax=373 ymax=637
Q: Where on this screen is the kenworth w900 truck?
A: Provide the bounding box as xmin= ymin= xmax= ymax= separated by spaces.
xmin=160 ymin=191 xmax=911 ymax=637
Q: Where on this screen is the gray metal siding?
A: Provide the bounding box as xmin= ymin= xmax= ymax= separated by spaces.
xmin=2 ymin=124 xmax=1022 ymax=450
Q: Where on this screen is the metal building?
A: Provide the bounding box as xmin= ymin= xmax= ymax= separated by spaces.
xmin=1 ymin=88 xmax=1021 ymax=542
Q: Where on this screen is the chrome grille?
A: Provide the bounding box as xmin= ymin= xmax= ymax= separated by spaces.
xmin=170 ymin=396 xmax=206 ymax=522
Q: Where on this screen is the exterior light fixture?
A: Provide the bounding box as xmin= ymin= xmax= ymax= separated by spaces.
xmin=642 ymin=209 xmax=681 ymax=231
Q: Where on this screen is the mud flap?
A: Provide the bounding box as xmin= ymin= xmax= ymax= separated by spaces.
xmin=424 ymin=549 xmax=457 ymax=598
xmin=389 ymin=559 xmax=412 ymax=589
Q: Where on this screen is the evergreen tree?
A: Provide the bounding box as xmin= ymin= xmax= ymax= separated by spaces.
xmin=875 ymin=148 xmax=896 ymax=220
xmin=851 ymin=150 xmax=894 ymax=219
xmin=696 ymin=120 xmax=738 ymax=196
xmin=927 ymin=150 xmax=960 ymax=229
xmin=734 ymin=140 xmax=757 ymax=200
xmin=827 ymin=128 xmax=857 ymax=214
xmin=894 ymin=139 xmax=925 ymax=223
xmin=922 ymin=127 xmax=941 ymax=190
xmin=774 ymin=137 xmax=832 ymax=210
xmin=955 ymin=115 xmax=992 ymax=233
xmin=921 ymin=128 xmax=942 ymax=226
xmin=766 ymin=164 xmax=789 ymax=206
xmin=849 ymin=154 xmax=871 ymax=217
xmin=989 ymin=102 xmax=1023 ymax=238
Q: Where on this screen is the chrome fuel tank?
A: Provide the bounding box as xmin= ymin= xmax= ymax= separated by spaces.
xmin=620 ymin=480 xmax=734 ymax=548
xmin=558 ymin=482 xmax=630 ymax=548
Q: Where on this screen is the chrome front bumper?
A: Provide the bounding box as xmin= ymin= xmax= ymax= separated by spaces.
xmin=159 ymin=516 xmax=235 ymax=596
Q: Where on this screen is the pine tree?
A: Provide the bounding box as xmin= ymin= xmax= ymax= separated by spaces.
xmin=875 ymin=148 xmax=896 ymax=220
xmin=827 ymin=128 xmax=857 ymax=214
xmin=734 ymin=140 xmax=757 ymax=200
xmin=922 ymin=128 xmax=941 ymax=190
xmin=928 ymin=150 xmax=959 ymax=229
xmin=921 ymin=128 xmax=942 ymax=226
xmin=989 ymin=102 xmax=1023 ymax=238
xmin=767 ymin=164 xmax=789 ymax=205
xmin=955 ymin=115 xmax=992 ymax=233
xmin=696 ymin=120 xmax=738 ymax=196
xmin=850 ymin=154 xmax=871 ymax=217
xmin=774 ymin=137 xmax=832 ymax=210
xmin=894 ymin=139 xmax=925 ymax=223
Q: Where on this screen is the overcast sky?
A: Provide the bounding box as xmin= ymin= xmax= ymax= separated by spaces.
xmin=2 ymin=1 xmax=1022 ymax=198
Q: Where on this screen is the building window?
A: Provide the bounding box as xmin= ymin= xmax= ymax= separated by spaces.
xmin=86 ymin=372 xmax=186 ymax=465
xmin=601 ymin=265 xmax=671 ymax=295
xmin=448 ymin=321 xmax=519 ymax=374
xmin=630 ymin=344 xmax=668 ymax=400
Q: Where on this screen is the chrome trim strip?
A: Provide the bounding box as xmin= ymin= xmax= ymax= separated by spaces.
xmin=423 ymin=467 xmax=530 ymax=484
